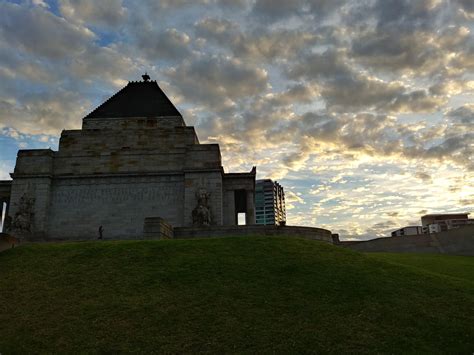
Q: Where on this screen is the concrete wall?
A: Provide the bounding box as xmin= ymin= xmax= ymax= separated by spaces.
xmin=174 ymin=225 xmax=333 ymax=243
xmin=344 ymin=225 xmax=474 ymax=256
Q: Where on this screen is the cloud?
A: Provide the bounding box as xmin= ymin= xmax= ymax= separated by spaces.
xmin=252 ymin=0 xmax=303 ymax=22
xmin=446 ymin=104 xmax=474 ymax=124
xmin=288 ymin=50 xmax=445 ymax=113
xmin=415 ymin=172 xmax=432 ymax=183
xmin=0 ymin=2 xmax=94 ymax=59
xmin=274 ymin=106 xmax=473 ymax=173
xmin=59 ymin=0 xmax=127 ymax=27
xmin=251 ymin=0 xmax=344 ymax=22
xmin=0 ymin=90 xmax=88 ymax=135
xmin=134 ymin=28 xmax=192 ymax=61
xmin=322 ymin=77 xmax=444 ymax=113
xmin=70 ymin=45 xmax=137 ymax=85
xmin=32 ymin=0 xmax=49 ymax=8
xmin=166 ymin=55 xmax=269 ymax=110
xmin=266 ymin=83 xmax=319 ymax=107
xmin=195 ymin=18 xmax=319 ymax=62
xmin=371 ymin=0 xmax=443 ymax=31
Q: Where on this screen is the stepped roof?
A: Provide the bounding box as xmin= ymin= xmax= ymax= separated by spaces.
xmin=85 ymin=76 xmax=181 ymax=119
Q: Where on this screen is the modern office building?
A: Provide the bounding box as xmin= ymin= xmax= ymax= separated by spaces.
xmin=391 ymin=213 xmax=474 ymax=237
xmin=421 ymin=213 xmax=473 ymax=234
xmin=255 ymin=179 xmax=286 ymax=225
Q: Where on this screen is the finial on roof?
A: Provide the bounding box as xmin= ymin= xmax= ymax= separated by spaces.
xmin=142 ymin=72 xmax=150 ymax=82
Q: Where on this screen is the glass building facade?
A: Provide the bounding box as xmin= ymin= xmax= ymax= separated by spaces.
xmin=255 ymin=179 xmax=286 ymax=225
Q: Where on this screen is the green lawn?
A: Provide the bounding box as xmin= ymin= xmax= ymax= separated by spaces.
xmin=0 ymin=237 xmax=472 ymax=354
xmin=367 ymin=252 xmax=474 ymax=284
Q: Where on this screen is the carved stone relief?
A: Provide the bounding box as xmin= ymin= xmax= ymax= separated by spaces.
xmin=8 ymin=193 xmax=35 ymax=236
xmin=192 ymin=188 xmax=211 ymax=226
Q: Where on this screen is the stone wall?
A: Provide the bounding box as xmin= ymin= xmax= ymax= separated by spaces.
xmin=13 ymin=149 xmax=54 ymax=176
xmin=174 ymin=225 xmax=333 ymax=243
xmin=47 ymin=175 xmax=185 ymax=240
xmin=344 ymin=225 xmax=474 ymax=255
xmin=82 ymin=117 xmax=187 ymax=130
xmin=143 ymin=217 xmax=174 ymax=239
xmin=58 ymin=127 xmax=198 ymax=155
xmin=53 ymin=127 xmax=203 ymax=176
xmin=7 ymin=105 xmax=256 ymax=240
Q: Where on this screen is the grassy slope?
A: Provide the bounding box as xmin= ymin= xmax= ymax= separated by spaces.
xmin=367 ymin=253 xmax=474 ymax=283
xmin=0 ymin=237 xmax=472 ymax=354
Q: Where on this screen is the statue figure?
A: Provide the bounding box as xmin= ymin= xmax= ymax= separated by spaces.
xmin=192 ymin=189 xmax=211 ymax=226
xmin=8 ymin=193 xmax=35 ymax=235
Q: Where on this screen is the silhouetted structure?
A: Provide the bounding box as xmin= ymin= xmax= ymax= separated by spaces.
xmin=1 ymin=75 xmax=256 ymax=240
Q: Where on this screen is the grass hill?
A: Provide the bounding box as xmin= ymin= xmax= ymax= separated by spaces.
xmin=0 ymin=237 xmax=473 ymax=354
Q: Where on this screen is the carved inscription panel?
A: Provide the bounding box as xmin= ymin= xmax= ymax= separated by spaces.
xmin=53 ymin=186 xmax=179 ymax=206
xmin=48 ymin=177 xmax=185 ymax=239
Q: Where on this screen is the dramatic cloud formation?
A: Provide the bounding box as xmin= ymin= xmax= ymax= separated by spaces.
xmin=0 ymin=0 xmax=472 ymax=239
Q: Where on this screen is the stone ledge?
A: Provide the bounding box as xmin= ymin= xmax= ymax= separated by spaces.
xmin=174 ymin=225 xmax=333 ymax=243
xmin=143 ymin=217 xmax=174 ymax=239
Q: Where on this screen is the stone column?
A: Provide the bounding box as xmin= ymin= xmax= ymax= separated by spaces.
xmin=5 ymin=199 xmax=11 ymax=232
xmin=0 ymin=200 xmax=4 ymax=233
xmin=245 ymin=189 xmax=255 ymax=225
xmin=1 ymin=199 xmax=11 ymax=233
xmin=223 ymin=190 xmax=235 ymax=225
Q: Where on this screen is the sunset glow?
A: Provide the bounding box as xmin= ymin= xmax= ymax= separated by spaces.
xmin=0 ymin=0 xmax=472 ymax=239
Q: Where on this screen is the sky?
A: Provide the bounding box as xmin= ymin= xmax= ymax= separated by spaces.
xmin=0 ymin=0 xmax=473 ymax=240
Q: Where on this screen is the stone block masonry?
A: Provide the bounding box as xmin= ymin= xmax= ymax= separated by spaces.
xmin=174 ymin=225 xmax=333 ymax=243
xmin=143 ymin=217 xmax=174 ymax=239
xmin=2 ymin=77 xmax=261 ymax=241
xmin=47 ymin=176 xmax=184 ymax=240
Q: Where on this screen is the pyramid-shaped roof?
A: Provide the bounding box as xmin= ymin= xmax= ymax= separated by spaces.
xmin=85 ymin=79 xmax=182 ymax=119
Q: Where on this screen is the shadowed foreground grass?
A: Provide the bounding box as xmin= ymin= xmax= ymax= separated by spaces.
xmin=0 ymin=237 xmax=473 ymax=354
xmin=367 ymin=252 xmax=474 ymax=283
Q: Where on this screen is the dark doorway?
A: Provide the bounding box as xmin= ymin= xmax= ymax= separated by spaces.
xmin=234 ymin=189 xmax=247 ymax=225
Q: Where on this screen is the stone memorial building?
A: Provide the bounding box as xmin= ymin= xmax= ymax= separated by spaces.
xmin=0 ymin=75 xmax=256 ymax=240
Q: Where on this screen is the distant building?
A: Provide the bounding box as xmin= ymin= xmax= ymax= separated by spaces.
xmin=255 ymin=179 xmax=286 ymax=225
xmin=391 ymin=226 xmax=423 ymax=237
xmin=421 ymin=213 xmax=473 ymax=234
